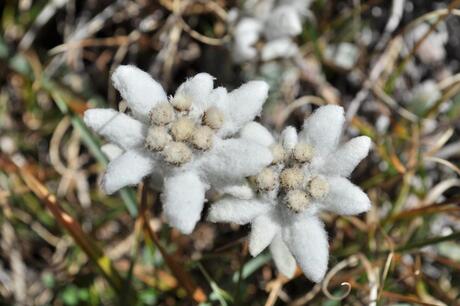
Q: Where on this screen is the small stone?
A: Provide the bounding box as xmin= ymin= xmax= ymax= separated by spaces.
xmin=285 ymin=190 xmax=310 ymax=213
xmin=145 ymin=126 xmax=171 ymax=151
xmin=255 ymin=167 xmax=277 ymax=191
xmin=270 ymin=144 xmax=286 ymax=164
xmin=171 ymin=117 xmax=195 ymax=141
xmin=308 ymin=176 xmax=329 ymax=199
xmin=293 ymin=143 xmax=314 ymax=163
xmin=279 ymin=167 xmax=304 ymax=190
xmin=191 ymin=126 xmax=214 ymax=150
xmin=149 ymin=103 xmax=175 ymax=126
xmin=171 ymin=94 xmax=192 ymax=111
xmin=203 ymin=106 xmax=224 ymax=130
xmin=163 ymin=142 xmax=192 ymax=165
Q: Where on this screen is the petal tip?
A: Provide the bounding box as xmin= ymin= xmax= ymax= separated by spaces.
xmin=309 ymin=269 xmax=326 ymax=283
xmin=83 ymin=109 xmax=95 ymax=127
xmin=357 ymin=135 xmax=372 ymax=152
xmin=101 ymin=173 xmax=117 ymax=195
xmin=112 ymin=65 xmax=137 ymax=86
xmin=316 ymin=104 xmax=344 ymax=117
xmin=249 ymin=80 xmax=269 ymax=96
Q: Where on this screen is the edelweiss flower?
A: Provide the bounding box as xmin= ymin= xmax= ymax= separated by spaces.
xmin=232 ymin=0 xmax=311 ymax=62
xmin=84 ymin=65 xmax=272 ymax=233
xmin=408 ymin=22 xmax=448 ymax=64
xmin=208 ymin=105 xmax=371 ymax=282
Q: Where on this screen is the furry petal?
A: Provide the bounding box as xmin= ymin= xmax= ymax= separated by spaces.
xmin=270 ymin=234 xmax=297 ymax=278
xmin=112 ymin=65 xmax=167 ymax=122
xmin=283 ymin=216 xmax=329 ymax=282
xmin=281 ymin=126 xmax=298 ymax=151
xmin=101 ymin=143 xmax=123 ymax=161
xmin=84 ymin=109 xmax=146 ymax=150
xmin=240 ymin=122 xmax=275 ymax=146
xmin=218 ymin=81 xmax=269 ymax=137
xmin=202 ymin=138 xmax=272 ymax=186
xmin=216 ymin=181 xmax=255 ymax=200
xmin=322 ymin=136 xmax=371 ymax=177
xmin=249 ymin=209 xmax=280 ymax=256
xmin=261 ymin=38 xmax=298 ymax=61
xmin=233 ymin=18 xmax=261 ymax=62
xmin=208 ymin=198 xmax=269 ymax=225
xmin=264 ymin=5 xmax=302 ymax=40
xmin=320 ymin=177 xmax=371 ymax=215
xmin=301 ymin=105 xmax=344 ymax=156
xmin=175 ymin=73 xmax=214 ymax=113
xmin=162 ymin=171 xmax=208 ymax=234
xmin=102 ymin=149 xmax=155 ymax=194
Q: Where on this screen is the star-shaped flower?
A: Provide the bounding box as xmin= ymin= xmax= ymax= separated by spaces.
xmin=208 ymin=105 xmax=371 ymax=282
xmin=232 ymin=0 xmax=312 ymax=62
xmin=84 ymin=65 xmax=272 ymax=233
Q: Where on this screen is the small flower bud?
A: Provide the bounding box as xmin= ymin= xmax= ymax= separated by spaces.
xmin=145 ymin=126 xmax=171 ymax=151
xmin=191 ymin=126 xmax=214 ymax=150
xmin=279 ymin=167 xmax=304 ymax=190
xmin=171 ymin=117 xmax=195 ymax=141
xmin=254 ymin=167 xmax=277 ymax=191
xmin=285 ymin=190 xmax=310 ymax=213
xmin=293 ymin=143 xmax=314 ymax=163
xmin=270 ymin=144 xmax=286 ymax=164
xmin=149 ymin=103 xmax=175 ymax=126
xmin=171 ymin=94 xmax=192 ymax=111
xmin=203 ymin=106 xmax=224 ymax=129
xmin=163 ymin=142 xmax=192 ymax=165
xmin=308 ymin=176 xmax=329 ymax=199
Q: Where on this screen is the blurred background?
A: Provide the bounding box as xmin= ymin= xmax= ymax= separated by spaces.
xmin=1 ymin=0 xmax=460 ymax=305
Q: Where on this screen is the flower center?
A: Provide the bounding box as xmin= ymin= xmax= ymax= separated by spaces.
xmin=250 ymin=141 xmax=330 ymax=213
xmin=144 ymin=95 xmax=225 ymax=166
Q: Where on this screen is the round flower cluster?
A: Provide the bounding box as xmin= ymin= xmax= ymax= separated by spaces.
xmin=251 ymin=141 xmax=329 ymax=213
xmin=144 ymin=95 xmax=225 ymax=165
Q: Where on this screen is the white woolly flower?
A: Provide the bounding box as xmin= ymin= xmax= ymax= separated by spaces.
xmin=231 ymin=0 xmax=311 ymax=62
xmin=208 ymin=105 xmax=372 ymax=282
xmin=408 ymin=22 xmax=448 ymax=64
xmin=84 ymin=65 xmax=272 ymax=234
xmin=405 ymin=80 xmax=441 ymax=115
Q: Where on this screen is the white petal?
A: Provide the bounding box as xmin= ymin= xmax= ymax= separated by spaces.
xmin=233 ymin=18 xmax=262 ymax=62
xmin=216 ymin=181 xmax=255 ymax=200
xmin=162 ymin=171 xmax=208 ymax=234
xmin=101 ymin=143 xmax=123 ymax=161
xmin=324 ymin=43 xmax=359 ymax=70
xmin=240 ymin=122 xmax=274 ymax=146
xmin=249 ymin=209 xmax=280 ymax=256
xmin=84 ymin=109 xmax=147 ymax=150
xmin=201 ymin=138 xmax=272 ymax=186
xmin=280 ymin=0 xmax=312 ymax=13
xmin=102 ymin=149 xmax=156 ymax=194
xmin=261 ymin=38 xmax=298 ymax=61
xmin=112 ymin=65 xmax=167 ymax=122
xmin=321 ymin=136 xmax=371 ymax=177
xmin=207 ymin=198 xmax=269 ymax=225
xmin=283 ymin=216 xmax=329 ymax=282
xmin=175 ymin=73 xmax=214 ymax=113
xmin=301 ymin=105 xmax=345 ymax=156
xmin=264 ymin=5 xmax=302 ymax=40
xmin=270 ymin=234 xmax=297 ymax=278
xmin=208 ymin=87 xmax=228 ymax=108
xmin=218 ymin=81 xmax=269 ymax=137
xmin=320 ymin=176 xmax=371 ymax=215
xmin=281 ymin=126 xmax=298 ymax=150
